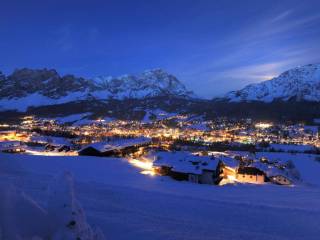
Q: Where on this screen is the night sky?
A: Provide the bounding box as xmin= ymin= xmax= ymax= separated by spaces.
xmin=1 ymin=0 xmax=320 ymax=98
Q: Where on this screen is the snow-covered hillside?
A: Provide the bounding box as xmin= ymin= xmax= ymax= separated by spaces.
xmin=1 ymin=152 xmax=320 ymax=239
xmin=0 ymin=171 xmax=105 ymax=240
xmin=0 ymin=68 xmax=194 ymax=111
xmin=225 ymin=64 xmax=320 ymax=102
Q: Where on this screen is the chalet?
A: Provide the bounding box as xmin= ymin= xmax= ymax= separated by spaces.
xmin=152 ymin=151 xmax=220 ymax=184
xmin=236 ymin=167 xmax=265 ymax=184
xmin=250 ymin=161 xmax=294 ymax=186
xmin=0 ymin=141 xmax=26 ymax=153
xmin=78 ymin=137 xmax=152 ymax=157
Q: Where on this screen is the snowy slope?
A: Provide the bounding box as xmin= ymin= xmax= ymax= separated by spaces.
xmin=0 ymin=92 xmax=93 ymax=112
xmin=0 ymin=172 xmax=105 ymax=239
xmin=55 ymin=112 xmax=93 ymax=124
xmin=0 ymin=68 xmax=194 ymax=111
xmin=0 ymin=153 xmax=320 ymax=239
xmin=141 ymin=109 xmax=178 ymax=123
xmin=225 ymin=64 xmax=320 ymax=102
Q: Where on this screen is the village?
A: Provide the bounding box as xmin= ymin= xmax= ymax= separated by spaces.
xmin=0 ymin=114 xmax=317 ymax=187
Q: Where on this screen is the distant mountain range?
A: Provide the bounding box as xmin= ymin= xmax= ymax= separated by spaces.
xmin=0 ymin=68 xmax=194 ymax=112
xmin=1 ymin=64 xmax=320 ymax=122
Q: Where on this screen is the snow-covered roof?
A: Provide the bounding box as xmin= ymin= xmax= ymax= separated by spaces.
xmin=153 ymin=151 xmax=220 ymax=174
xmin=0 ymin=141 xmax=23 ymax=150
xmin=250 ymin=162 xmax=291 ymax=179
xmin=82 ymin=137 xmax=152 ymax=153
xmin=217 ymin=155 xmax=239 ymax=169
xmin=30 ymin=135 xmax=71 ymax=146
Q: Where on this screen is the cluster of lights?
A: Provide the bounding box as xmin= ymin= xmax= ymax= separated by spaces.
xmin=128 ymin=158 xmax=155 ymax=176
xmin=255 ymin=122 xmax=273 ymax=129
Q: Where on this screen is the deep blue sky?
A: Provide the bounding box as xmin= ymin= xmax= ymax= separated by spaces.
xmin=1 ymin=0 xmax=320 ymax=98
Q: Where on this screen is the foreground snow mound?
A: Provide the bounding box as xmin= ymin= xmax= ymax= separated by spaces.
xmin=48 ymin=172 xmax=105 ymax=240
xmin=0 ymin=172 xmax=105 ymax=240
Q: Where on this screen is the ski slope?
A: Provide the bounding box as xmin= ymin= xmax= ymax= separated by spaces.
xmin=0 ymin=153 xmax=320 ymax=240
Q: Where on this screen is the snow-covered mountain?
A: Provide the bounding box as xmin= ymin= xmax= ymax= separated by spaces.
xmin=224 ymin=64 xmax=320 ymax=102
xmin=0 ymin=68 xmax=194 ymax=111
xmin=94 ymin=69 xmax=193 ymax=99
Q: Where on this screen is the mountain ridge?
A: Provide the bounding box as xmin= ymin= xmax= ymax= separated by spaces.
xmin=223 ymin=63 xmax=320 ymax=102
xmin=2 ymin=64 xmax=320 ymax=122
xmin=0 ymin=68 xmax=194 ymax=111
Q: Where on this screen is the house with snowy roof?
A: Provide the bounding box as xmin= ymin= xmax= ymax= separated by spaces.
xmin=153 ymin=151 xmax=223 ymax=185
xmin=0 ymin=141 xmax=26 ymax=153
xmin=250 ymin=161 xmax=294 ymax=185
xmin=78 ymin=137 xmax=152 ymax=157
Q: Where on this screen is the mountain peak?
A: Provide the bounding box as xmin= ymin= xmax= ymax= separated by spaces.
xmin=224 ymin=63 xmax=320 ymax=102
xmin=92 ymin=69 xmax=194 ymax=99
xmin=142 ymin=68 xmax=167 ymax=75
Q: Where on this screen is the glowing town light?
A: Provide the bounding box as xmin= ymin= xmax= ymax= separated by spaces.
xmin=129 ymin=159 xmax=153 ymax=170
xmin=255 ymin=122 xmax=273 ymax=129
xmin=25 ymin=149 xmax=78 ymax=156
xmin=141 ymin=170 xmax=156 ymax=176
xmin=227 ymin=175 xmax=236 ymax=181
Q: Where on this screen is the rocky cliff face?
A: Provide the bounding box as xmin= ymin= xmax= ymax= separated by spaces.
xmin=0 ymin=68 xmax=95 ymax=99
xmin=224 ymin=64 xmax=320 ymax=102
xmin=93 ymin=69 xmax=194 ymax=98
